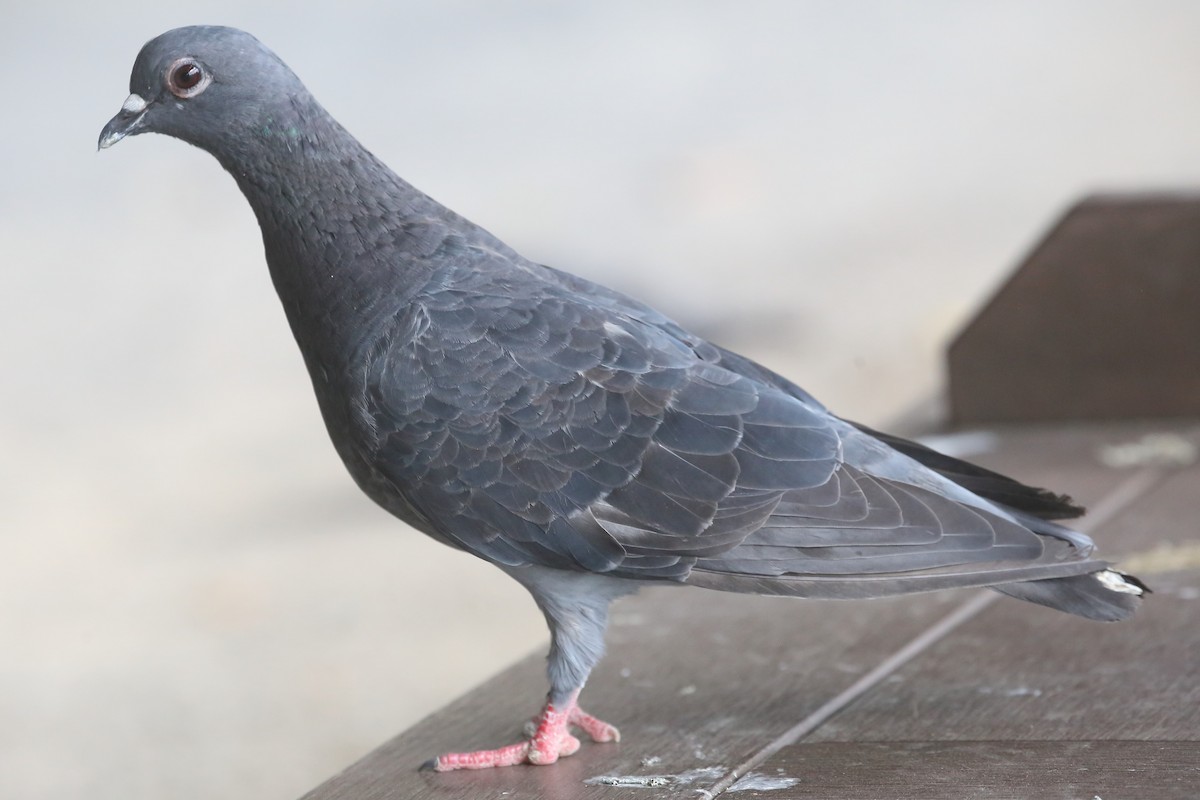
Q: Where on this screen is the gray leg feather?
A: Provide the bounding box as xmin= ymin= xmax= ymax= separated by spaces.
xmin=502 ymin=565 xmax=640 ymax=704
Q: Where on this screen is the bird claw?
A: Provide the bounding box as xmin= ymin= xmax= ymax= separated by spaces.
xmin=427 ymin=695 xmax=618 ymax=771
xmin=569 ymin=705 xmax=621 ymax=743
xmin=522 ymin=704 xmax=620 ymax=742
xmin=425 ymin=740 xmax=534 ymax=771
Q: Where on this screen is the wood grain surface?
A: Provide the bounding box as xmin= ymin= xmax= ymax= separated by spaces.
xmin=764 ymin=741 xmax=1200 ymax=799
xmin=303 ymin=423 xmax=1200 ymax=799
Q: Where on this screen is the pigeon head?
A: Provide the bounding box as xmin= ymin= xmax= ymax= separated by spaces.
xmin=98 ymin=26 xmax=315 ymax=157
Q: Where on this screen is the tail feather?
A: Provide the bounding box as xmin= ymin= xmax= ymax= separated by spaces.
xmin=993 ymin=569 xmax=1148 ymax=621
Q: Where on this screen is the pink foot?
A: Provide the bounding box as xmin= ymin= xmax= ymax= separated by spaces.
xmin=424 ymin=693 xmax=619 ymax=771
xmin=569 ymin=705 xmax=620 ymax=743
xmin=522 ymin=703 xmax=622 ymax=743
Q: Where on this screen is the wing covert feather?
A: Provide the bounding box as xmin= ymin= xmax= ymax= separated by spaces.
xmin=353 ymin=260 xmax=1092 ymax=589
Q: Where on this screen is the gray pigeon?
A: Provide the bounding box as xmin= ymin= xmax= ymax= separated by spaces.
xmin=100 ymin=26 xmax=1144 ymax=771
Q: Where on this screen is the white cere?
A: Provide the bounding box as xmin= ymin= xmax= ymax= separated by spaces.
xmin=121 ymin=93 xmax=147 ymax=114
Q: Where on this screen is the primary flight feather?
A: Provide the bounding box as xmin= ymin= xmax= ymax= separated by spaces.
xmin=100 ymin=26 xmax=1144 ymax=771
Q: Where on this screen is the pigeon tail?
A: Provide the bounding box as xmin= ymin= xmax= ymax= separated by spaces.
xmin=993 ymin=569 xmax=1148 ymax=621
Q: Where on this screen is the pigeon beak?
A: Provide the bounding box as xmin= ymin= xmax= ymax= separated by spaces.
xmin=98 ymin=94 xmax=151 ymax=150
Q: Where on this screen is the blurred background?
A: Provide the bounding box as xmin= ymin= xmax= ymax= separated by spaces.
xmin=4 ymin=2 xmax=1200 ymax=798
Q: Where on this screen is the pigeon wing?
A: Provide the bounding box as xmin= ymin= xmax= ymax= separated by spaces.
xmin=358 ymin=261 xmax=1097 ymax=590
xmin=357 ymin=262 xmax=841 ymax=576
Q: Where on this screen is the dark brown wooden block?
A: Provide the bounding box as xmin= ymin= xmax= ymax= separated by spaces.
xmin=948 ymin=194 xmax=1200 ymax=425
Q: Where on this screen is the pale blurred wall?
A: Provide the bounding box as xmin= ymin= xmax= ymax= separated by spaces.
xmin=3 ymin=2 xmax=1199 ymax=798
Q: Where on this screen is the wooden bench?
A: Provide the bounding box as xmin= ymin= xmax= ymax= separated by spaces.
xmin=302 ymin=196 xmax=1200 ymax=799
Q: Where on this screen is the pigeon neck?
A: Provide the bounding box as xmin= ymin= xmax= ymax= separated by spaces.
xmin=213 ymin=99 xmax=484 ymax=363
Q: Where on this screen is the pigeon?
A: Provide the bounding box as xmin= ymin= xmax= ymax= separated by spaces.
xmin=100 ymin=26 xmax=1145 ymax=771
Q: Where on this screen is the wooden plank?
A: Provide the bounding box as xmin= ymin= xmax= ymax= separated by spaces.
xmin=697 ymin=428 xmax=1186 ymax=795
xmin=946 ymin=420 xmax=1182 ymax=474
xmin=916 ymin=422 xmax=1152 ymax=510
xmin=926 ymin=420 xmax=1190 ymax=502
xmin=798 ymin=466 xmax=1200 ymax=743
xmin=303 ymin=586 xmax=980 ymax=799
xmin=758 ymin=741 xmax=1200 ymax=800
xmin=929 ymin=421 xmax=1198 ymax=561
xmin=948 ymin=194 xmax=1200 ymax=424
xmin=300 ymin=425 xmax=1189 ymax=799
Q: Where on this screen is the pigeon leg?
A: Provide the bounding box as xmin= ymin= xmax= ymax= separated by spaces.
xmin=425 ymin=689 xmax=619 ymax=771
xmin=425 ymin=567 xmax=633 ymax=771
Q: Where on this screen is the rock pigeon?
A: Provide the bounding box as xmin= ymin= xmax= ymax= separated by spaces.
xmin=100 ymin=26 xmax=1145 ymax=771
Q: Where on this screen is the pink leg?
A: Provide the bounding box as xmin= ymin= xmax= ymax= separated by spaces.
xmin=425 ymin=691 xmax=619 ymax=771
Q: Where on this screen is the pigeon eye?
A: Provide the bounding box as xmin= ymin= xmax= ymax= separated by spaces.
xmin=167 ymin=58 xmax=209 ymax=98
